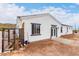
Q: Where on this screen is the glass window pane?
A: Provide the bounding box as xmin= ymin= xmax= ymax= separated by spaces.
xmin=32 ymin=23 xmax=40 ymax=35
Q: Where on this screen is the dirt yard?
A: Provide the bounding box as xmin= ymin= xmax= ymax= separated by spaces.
xmin=1 ymin=39 xmax=79 ymax=56
xmin=1 ymin=33 xmax=79 ymax=56
xmin=60 ymin=33 xmax=79 ymax=40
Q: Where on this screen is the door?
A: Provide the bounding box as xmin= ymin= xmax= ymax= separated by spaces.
xmin=51 ymin=25 xmax=57 ymax=38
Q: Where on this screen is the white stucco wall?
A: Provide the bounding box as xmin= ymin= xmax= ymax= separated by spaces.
xmin=61 ymin=25 xmax=73 ymax=35
xmin=16 ymin=14 xmax=73 ymax=42
xmin=22 ymin=14 xmax=61 ymax=42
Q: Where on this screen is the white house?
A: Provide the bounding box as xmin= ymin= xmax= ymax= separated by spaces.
xmin=16 ymin=13 xmax=73 ymax=42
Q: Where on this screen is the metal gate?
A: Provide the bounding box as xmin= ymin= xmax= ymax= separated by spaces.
xmin=1 ymin=28 xmax=24 ymax=52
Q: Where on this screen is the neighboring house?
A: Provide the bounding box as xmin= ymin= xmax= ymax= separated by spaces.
xmin=16 ymin=13 xmax=73 ymax=42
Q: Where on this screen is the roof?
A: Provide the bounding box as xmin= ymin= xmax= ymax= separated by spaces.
xmin=17 ymin=13 xmax=72 ymax=27
xmin=17 ymin=13 xmax=62 ymax=25
xmin=61 ymin=24 xmax=72 ymax=27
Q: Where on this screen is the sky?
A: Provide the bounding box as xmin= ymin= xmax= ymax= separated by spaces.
xmin=16 ymin=3 xmax=79 ymax=13
xmin=0 ymin=3 xmax=79 ymax=29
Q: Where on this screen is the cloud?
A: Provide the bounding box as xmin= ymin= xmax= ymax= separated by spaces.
xmin=75 ymin=3 xmax=79 ymax=5
xmin=0 ymin=3 xmax=79 ymax=28
xmin=30 ymin=6 xmax=79 ymax=27
xmin=0 ymin=3 xmax=29 ymax=16
xmin=0 ymin=3 xmax=30 ymax=23
xmin=30 ymin=7 xmax=72 ymax=24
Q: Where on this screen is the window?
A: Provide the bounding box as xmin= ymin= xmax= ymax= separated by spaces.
xmin=31 ymin=23 xmax=41 ymax=35
xmin=61 ymin=27 xmax=63 ymax=33
xmin=54 ymin=29 xmax=56 ymax=36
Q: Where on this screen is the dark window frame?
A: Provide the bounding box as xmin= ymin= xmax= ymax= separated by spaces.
xmin=51 ymin=25 xmax=57 ymax=36
xmin=67 ymin=27 xmax=68 ymax=32
xmin=31 ymin=23 xmax=41 ymax=36
xmin=61 ymin=27 xmax=63 ymax=33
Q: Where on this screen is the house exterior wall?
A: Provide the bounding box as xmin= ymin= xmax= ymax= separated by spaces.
xmin=68 ymin=27 xmax=73 ymax=34
xmin=16 ymin=14 xmax=73 ymax=42
xmin=61 ymin=25 xmax=73 ymax=35
xmin=16 ymin=17 xmax=25 ymax=28
xmin=23 ymin=14 xmax=61 ymax=42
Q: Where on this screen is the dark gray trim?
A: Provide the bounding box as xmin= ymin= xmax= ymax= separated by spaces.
xmin=31 ymin=23 xmax=41 ymax=36
xmin=31 ymin=23 xmax=41 ymax=25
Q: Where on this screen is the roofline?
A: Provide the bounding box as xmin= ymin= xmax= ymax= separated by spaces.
xmin=48 ymin=14 xmax=62 ymax=25
xmin=17 ymin=13 xmax=49 ymax=17
xmin=61 ymin=24 xmax=72 ymax=27
xmin=17 ymin=13 xmax=62 ymax=24
xmin=17 ymin=13 xmax=72 ymax=27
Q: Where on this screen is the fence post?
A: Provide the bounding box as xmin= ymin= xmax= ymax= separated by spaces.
xmin=2 ymin=28 xmax=4 ymax=52
xmin=8 ymin=29 xmax=10 ymax=45
xmin=19 ymin=28 xmax=24 ymax=47
xmin=13 ymin=29 xmax=15 ymax=50
xmin=19 ymin=28 xmax=21 ymax=44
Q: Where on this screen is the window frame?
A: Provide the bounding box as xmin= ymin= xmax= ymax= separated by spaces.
xmin=61 ymin=26 xmax=63 ymax=33
xmin=51 ymin=25 xmax=57 ymax=36
xmin=67 ymin=27 xmax=68 ymax=32
xmin=31 ymin=23 xmax=41 ymax=36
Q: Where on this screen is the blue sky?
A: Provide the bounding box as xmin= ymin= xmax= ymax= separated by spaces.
xmin=0 ymin=3 xmax=79 ymax=29
xmin=16 ymin=3 xmax=79 ymax=13
xmin=16 ymin=3 xmax=79 ymax=29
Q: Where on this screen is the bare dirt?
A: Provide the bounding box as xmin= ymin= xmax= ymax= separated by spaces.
xmin=1 ymin=39 xmax=79 ymax=56
xmin=60 ymin=33 xmax=79 ymax=40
